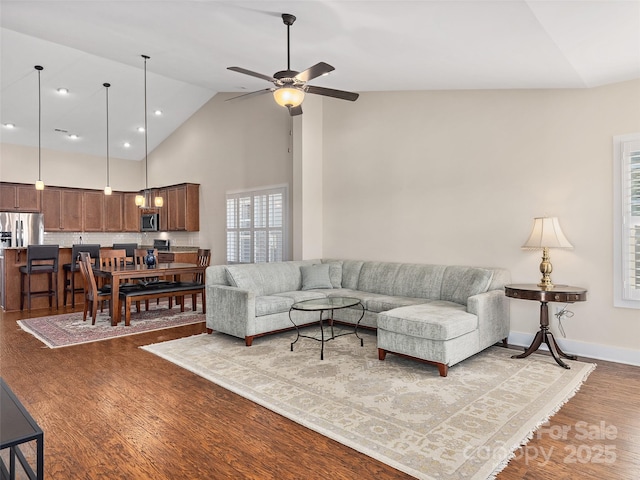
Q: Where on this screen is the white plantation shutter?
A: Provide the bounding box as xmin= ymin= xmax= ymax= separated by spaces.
xmin=614 ymin=135 xmax=640 ymax=306
xmin=226 ymin=186 xmax=288 ymax=264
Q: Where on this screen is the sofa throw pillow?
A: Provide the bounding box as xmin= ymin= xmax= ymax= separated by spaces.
xmin=324 ymin=261 xmax=343 ymax=288
xmin=300 ymin=264 xmax=333 ymax=290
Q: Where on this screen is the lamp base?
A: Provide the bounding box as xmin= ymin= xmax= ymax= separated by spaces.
xmin=537 ymin=247 xmax=554 ymax=289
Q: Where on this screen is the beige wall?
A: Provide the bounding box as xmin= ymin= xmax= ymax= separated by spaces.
xmin=0 ymin=143 xmax=141 ymax=191
xmin=147 ymin=92 xmax=293 ymax=265
xmin=319 ymin=79 xmax=640 ymax=357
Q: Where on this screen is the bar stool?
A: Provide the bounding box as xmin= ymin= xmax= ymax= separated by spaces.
xmin=63 ymin=244 xmax=101 ymax=307
xmin=20 ymin=244 xmax=60 ymax=311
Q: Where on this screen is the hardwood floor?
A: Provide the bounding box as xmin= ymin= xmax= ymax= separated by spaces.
xmin=1 ymin=307 xmax=639 ymax=479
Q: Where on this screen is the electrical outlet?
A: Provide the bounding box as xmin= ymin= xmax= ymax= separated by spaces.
xmin=555 ymin=306 xmax=563 ymax=315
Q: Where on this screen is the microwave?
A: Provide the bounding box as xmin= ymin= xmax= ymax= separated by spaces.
xmin=140 ymin=213 xmax=159 ymax=232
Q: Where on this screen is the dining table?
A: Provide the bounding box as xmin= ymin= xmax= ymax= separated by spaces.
xmin=93 ymin=262 xmax=206 ymax=326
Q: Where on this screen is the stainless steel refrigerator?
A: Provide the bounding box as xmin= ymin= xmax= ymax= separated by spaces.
xmin=0 ymin=212 xmax=45 ymax=249
xmin=0 ymin=212 xmax=45 ymax=308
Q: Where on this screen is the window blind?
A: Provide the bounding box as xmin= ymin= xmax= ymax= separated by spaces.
xmin=226 ymin=186 xmax=287 ymax=264
xmin=622 ymin=140 xmax=640 ymax=299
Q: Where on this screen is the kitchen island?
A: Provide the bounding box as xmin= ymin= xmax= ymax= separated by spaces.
xmin=0 ymin=246 xmax=201 ymax=312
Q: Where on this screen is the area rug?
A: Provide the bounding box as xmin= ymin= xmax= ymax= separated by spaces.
xmin=142 ymin=328 xmax=596 ymax=480
xmin=17 ymin=302 xmax=204 ymax=348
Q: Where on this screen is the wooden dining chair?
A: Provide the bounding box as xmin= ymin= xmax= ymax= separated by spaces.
xmin=194 ymin=248 xmax=211 ymax=284
xmin=99 ymin=249 xmax=127 ymax=269
xmin=78 ymin=252 xmax=111 ymax=324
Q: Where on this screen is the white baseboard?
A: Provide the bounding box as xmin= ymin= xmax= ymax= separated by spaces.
xmin=507 ymin=331 xmax=640 ymax=367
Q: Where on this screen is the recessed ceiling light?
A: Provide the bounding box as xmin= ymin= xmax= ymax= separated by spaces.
xmin=154 ymin=110 xmax=163 ymax=116
xmin=123 ymin=142 xmax=131 ymax=148
xmin=68 ymin=134 xmax=79 ymax=140
xmin=3 ymin=123 xmax=15 ymax=129
xmin=57 ymin=88 xmax=69 ymax=95
xmin=137 ymin=127 xmax=145 ymax=133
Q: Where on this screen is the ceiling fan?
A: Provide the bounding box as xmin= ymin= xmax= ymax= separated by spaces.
xmin=227 ymin=13 xmax=359 ymax=116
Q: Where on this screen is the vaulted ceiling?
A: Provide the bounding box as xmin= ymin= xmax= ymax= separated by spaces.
xmin=1 ymin=1 xmax=639 ymax=161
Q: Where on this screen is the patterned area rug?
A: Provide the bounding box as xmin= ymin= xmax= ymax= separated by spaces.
xmin=18 ymin=303 xmax=204 ymax=348
xmin=142 ymin=329 xmax=595 ymax=479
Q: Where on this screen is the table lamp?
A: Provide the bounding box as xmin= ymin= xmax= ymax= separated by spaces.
xmin=522 ymin=216 xmax=573 ymax=288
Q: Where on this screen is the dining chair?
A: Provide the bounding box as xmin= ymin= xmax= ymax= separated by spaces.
xmin=78 ymin=252 xmax=112 ymax=324
xmin=195 ymin=248 xmax=211 ymax=284
xmin=63 ymin=243 xmax=100 ymax=307
xmin=112 ymin=243 xmax=138 ymax=264
xmin=19 ymin=244 xmax=60 ymax=311
xmin=99 ymin=249 xmax=127 ymax=269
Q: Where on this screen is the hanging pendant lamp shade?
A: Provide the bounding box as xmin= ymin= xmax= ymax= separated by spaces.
xmin=103 ymin=82 xmax=112 ymax=195
xmin=34 ymin=65 xmax=44 ymax=190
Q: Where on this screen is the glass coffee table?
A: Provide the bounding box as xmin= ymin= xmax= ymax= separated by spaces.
xmin=289 ymin=297 xmax=365 ymax=360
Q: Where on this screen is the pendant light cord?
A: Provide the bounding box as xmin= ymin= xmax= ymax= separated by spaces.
xmin=104 ymin=83 xmax=110 ymax=187
xmin=142 ymin=54 xmax=150 ymax=205
xmin=36 ymin=65 xmax=43 ymax=181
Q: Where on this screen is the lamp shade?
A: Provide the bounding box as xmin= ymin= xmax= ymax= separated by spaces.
xmin=273 ymin=87 xmax=305 ymax=108
xmin=522 ymin=217 xmax=573 ymax=250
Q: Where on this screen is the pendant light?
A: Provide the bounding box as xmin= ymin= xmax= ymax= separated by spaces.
xmin=34 ymin=65 xmax=44 ymax=190
xmin=135 ymin=54 xmax=163 ymax=208
xmin=103 ymin=82 xmax=112 ymax=195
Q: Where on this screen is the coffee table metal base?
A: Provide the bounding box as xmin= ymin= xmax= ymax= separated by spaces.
xmin=289 ymin=298 xmax=365 ymax=360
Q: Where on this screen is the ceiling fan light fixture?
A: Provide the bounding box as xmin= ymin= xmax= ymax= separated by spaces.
xmin=273 ymin=87 xmax=305 ymax=108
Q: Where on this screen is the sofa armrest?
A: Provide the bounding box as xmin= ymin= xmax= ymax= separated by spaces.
xmin=206 ymin=285 xmax=256 ymax=338
xmin=467 ymin=289 xmax=510 ymax=347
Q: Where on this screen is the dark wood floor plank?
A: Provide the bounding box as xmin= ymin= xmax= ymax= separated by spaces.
xmin=1 ymin=306 xmax=639 ymax=479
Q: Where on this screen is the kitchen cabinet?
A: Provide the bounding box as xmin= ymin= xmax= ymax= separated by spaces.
xmin=154 ymin=188 xmax=168 ymax=231
xmin=42 ymin=188 xmax=83 ymax=231
xmin=0 ymin=183 xmax=40 ymax=212
xmin=123 ymin=193 xmax=140 ymax=232
xmin=104 ymin=192 xmax=123 ymax=232
xmin=167 ymin=183 xmax=199 ymax=231
xmin=83 ymin=191 xmax=104 ymax=231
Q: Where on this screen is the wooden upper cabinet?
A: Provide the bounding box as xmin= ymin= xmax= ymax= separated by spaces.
xmin=41 ymin=189 xmax=62 ymax=231
xmin=42 ymin=188 xmax=82 ymax=231
xmin=167 ymin=183 xmax=199 ymax=231
xmin=104 ymin=192 xmax=123 ymax=232
xmin=62 ymin=190 xmax=83 ymax=231
xmin=0 ymin=183 xmax=40 ymax=212
xmin=123 ymin=193 xmax=140 ymax=232
xmin=83 ymin=191 xmax=104 ymax=231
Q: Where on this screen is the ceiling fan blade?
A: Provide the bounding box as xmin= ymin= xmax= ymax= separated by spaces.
xmin=295 ymin=62 xmax=335 ymax=83
xmin=305 ymin=85 xmax=359 ymax=102
xmin=227 ymin=67 xmax=277 ymax=83
xmin=288 ymin=105 xmax=303 ymax=116
xmin=225 ymin=88 xmax=272 ymax=102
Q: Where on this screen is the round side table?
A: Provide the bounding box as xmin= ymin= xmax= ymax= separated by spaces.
xmin=505 ymin=284 xmax=587 ymax=369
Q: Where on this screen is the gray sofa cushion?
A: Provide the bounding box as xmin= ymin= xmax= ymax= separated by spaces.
xmin=357 ymin=262 xmax=446 ymax=299
xmin=440 ymin=266 xmax=494 ymax=306
xmin=378 ymin=302 xmax=478 ymax=341
xmin=300 ymin=264 xmax=333 ymax=290
xmin=226 ymin=262 xmax=314 ymax=296
xmin=255 ymin=295 xmax=294 ymax=317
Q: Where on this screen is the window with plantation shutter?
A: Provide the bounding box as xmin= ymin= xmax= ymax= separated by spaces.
xmin=614 ymin=134 xmax=640 ymax=308
xmin=226 ymin=185 xmax=288 ymax=264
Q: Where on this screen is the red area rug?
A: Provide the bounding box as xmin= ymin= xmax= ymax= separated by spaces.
xmin=17 ymin=302 xmax=204 ymax=348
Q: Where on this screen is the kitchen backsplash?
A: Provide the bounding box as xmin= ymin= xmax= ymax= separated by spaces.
xmin=43 ymin=231 xmax=199 ymax=248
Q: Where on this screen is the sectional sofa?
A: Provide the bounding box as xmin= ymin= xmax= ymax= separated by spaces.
xmin=205 ymin=259 xmax=510 ymax=376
